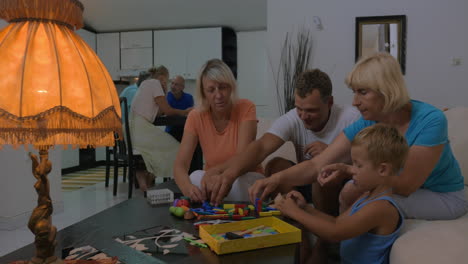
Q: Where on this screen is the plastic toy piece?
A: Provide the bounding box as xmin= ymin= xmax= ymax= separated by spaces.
xmin=184 ymin=237 xmax=208 ymax=248
xmin=271 ymin=210 xmax=282 ymax=216
xmin=223 ymin=204 xmax=235 ymax=209
xmin=147 ymin=188 xmax=174 ymax=205
xmin=238 ymin=225 xmax=265 ymax=235
xmin=259 ymin=211 xmax=273 ymax=217
xmin=255 ymin=198 xmax=263 ymax=216
xmin=225 ymin=225 xmax=266 ymax=240
xmin=169 ymin=206 xmax=186 ymax=218
xmin=225 ymin=232 xmax=244 ymax=240
xmin=184 ymin=210 xmax=196 ymax=220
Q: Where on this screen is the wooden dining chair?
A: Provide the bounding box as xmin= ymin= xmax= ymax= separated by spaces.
xmin=105 ymin=97 xmax=140 ymax=198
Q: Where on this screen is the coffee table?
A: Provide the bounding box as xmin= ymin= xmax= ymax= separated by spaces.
xmin=1 ymin=183 xmax=299 ymax=263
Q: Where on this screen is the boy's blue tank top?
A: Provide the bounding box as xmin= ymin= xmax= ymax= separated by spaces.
xmin=340 ymin=195 xmax=403 ymax=264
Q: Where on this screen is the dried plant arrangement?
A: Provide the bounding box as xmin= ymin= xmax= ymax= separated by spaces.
xmin=273 ymin=28 xmax=313 ymax=115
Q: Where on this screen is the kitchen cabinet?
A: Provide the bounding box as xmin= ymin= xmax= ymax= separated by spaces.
xmin=97 ymin=33 xmax=120 ymax=81
xmin=120 ymin=31 xmax=153 ymax=71
xmin=121 ymin=31 xmax=152 ymax=48
xmin=121 ymin=48 xmax=153 ymax=70
xmin=154 ymin=28 xmax=222 ymax=79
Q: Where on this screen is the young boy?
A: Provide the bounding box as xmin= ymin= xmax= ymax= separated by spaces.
xmin=276 ymin=124 xmax=409 ymax=264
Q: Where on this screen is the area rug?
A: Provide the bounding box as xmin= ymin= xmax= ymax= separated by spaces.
xmin=62 ymin=166 xmax=113 ymax=192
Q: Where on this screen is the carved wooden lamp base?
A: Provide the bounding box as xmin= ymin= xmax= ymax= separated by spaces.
xmin=26 ymin=149 xmax=62 ymax=264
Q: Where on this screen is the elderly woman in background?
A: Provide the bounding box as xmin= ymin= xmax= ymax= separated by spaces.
xmin=174 ymin=59 xmax=264 ymax=205
xmin=130 ymin=66 xmax=191 ymax=190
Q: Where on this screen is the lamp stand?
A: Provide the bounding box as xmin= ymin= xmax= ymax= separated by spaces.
xmin=27 ymin=148 xmax=63 ymax=264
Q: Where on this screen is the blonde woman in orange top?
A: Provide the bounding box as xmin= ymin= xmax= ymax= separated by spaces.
xmin=174 ymin=59 xmax=263 ymax=205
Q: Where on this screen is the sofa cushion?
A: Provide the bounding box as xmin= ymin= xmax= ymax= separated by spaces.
xmin=445 ymin=107 xmax=468 ymax=184
xmin=390 ymin=210 xmax=468 ymax=264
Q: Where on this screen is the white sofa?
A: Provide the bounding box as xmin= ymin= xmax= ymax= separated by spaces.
xmin=390 ymin=107 xmax=468 ymax=264
xmin=257 ymin=107 xmax=468 ymax=264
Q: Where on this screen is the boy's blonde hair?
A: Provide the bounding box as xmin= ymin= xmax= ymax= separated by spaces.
xmin=195 ymin=59 xmax=238 ymax=111
xmin=352 ymin=124 xmax=409 ymax=174
xmin=345 ymin=52 xmax=410 ymax=113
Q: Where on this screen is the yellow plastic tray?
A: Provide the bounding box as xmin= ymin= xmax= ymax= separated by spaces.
xmin=199 ymin=216 xmax=301 ymax=255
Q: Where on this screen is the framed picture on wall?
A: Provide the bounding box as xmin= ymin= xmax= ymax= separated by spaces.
xmin=355 ymin=15 xmax=407 ymax=74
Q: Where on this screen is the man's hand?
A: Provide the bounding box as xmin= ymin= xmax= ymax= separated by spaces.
xmin=180 ymin=183 xmax=205 ymax=203
xmin=318 ymin=163 xmax=352 ymax=187
xmin=276 ymin=195 xmax=301 ymax=219
xmin=201 ymin=168 xmax=236 ymax=206
xmin=248 ymin=174 xmax=280 ymax=203
xmin=304 ymin=141 xmax=328 ymax=159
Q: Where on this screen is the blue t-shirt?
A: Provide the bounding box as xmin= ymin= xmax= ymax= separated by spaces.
xmin=119 ymin=84 xmax=138 ymax=116
xmin=341 ymin=195 xmax=403 ymax=264
xmin=343 ymin=100 xmax=464 ymax=192
xmin=165 ymin=91 xmax=194 ymax=132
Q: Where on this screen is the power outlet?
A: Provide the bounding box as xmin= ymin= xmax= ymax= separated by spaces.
xmin=451 ymin=57 xmax=462 ymax=66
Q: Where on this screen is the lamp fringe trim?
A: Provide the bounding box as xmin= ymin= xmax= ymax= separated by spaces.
xmin=0 ymin=106 xmax=122 ymax=148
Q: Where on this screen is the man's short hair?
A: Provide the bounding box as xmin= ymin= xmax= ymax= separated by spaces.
xmin=295 ymin=69 xmax=332 ymax=101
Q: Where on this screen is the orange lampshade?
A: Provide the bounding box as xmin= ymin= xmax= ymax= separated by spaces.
xmin=0 ymin=0 xmax=122 ymax=148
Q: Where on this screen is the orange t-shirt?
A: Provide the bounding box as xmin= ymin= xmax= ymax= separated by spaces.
xmin=184 ymin=99 xmax=262 ymax=172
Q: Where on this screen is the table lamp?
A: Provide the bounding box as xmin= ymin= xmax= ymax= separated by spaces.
xmin=0 ymin=0 xmax=122 ymax=263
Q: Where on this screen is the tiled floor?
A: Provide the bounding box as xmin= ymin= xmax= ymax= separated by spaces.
xmin=0 ymin=175 xmax=146 ymax=257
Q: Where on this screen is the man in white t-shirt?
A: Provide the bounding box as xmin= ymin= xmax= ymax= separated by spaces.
xmin=205 ymin=69 xmax=360 ymax=203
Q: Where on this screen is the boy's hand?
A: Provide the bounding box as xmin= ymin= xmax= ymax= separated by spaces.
xmin=276 ymin=196 xmax=301 ymax=218
xmin=286 ymin=190 xmax=307 ymax=209
xmin=318 ymin=163 xmax=352 ymax=187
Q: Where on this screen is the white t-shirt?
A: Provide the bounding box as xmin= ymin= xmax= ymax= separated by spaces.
xmin=267 ymin=104 xmax=360 ymax=162
xmin=131 ymin=79 xmax=165 ymax=123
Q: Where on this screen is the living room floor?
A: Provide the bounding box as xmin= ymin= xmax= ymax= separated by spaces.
xmin=0 ymin=174 xmax=146 ymax=257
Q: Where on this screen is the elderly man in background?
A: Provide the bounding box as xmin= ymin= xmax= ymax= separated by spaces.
xmin=165 ymin=75 xmax=194 ymax=141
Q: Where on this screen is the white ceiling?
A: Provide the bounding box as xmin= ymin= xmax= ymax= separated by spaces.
xmin=80 ymin=0 xmax=267 ymax=33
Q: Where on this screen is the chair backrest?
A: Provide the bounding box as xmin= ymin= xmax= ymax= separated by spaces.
xmin=115 ymin=97 xmax=134 ymax=162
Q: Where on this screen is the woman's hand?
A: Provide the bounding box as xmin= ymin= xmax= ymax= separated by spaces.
xmin=180 ymin=183 xmax=205 ymax=203
xmin=318 ymin=163 xmax=353 ymax=187
xmin=201 ymin=169 xmax=236 ymax=206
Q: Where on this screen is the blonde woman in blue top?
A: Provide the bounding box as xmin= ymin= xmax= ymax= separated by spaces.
xmin=277 ymin=124 xmax=407 ymax=264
